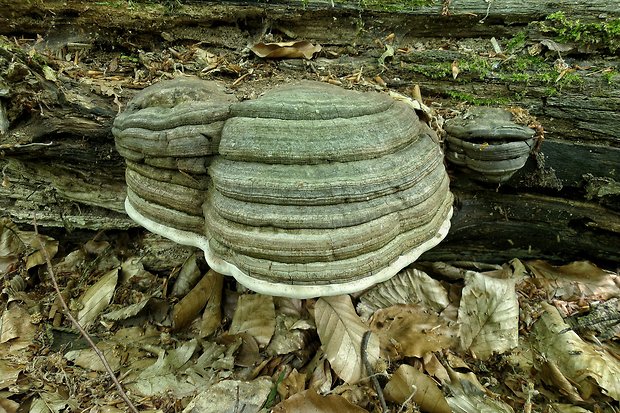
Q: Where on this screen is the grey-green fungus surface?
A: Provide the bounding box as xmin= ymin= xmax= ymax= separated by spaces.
xmin=113 ymin=78 xmax=453 ymax=298
xmin=444 ymin=107 xmax=536 ymax=183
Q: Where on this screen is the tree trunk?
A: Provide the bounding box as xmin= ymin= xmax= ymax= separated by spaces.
xmin=1 ymin=0 xmax=618 ymax=266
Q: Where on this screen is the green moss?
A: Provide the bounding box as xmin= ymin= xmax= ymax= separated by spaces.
xmin=446 ymin=91 xmax=509 ymax=106
xmin=544 ymin=87 xmax=559 ymax=96
xmin=357 ymin=0 xmax=436 ymax=11
xmin=543 ymin=11 xmax=620 ymax=52
xmin=506 ymin=31 xmax=527 ymax=52
xmin=408 ymin=62 xmax=453 ymax=79
xmin=458 ymin=56 xmax=493 ymax=80
xmin=603 ymin=69 xmax=618 ymax=84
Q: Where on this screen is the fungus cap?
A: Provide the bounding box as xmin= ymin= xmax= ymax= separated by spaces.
xmin=114 ymin=79 xmax=453 ymax=298
xmin=444 ymin=107 xmax=536 ymax=183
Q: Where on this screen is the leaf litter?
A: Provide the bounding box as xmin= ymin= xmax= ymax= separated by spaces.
xmin=1 ymin=228 xmax=619 ymax=413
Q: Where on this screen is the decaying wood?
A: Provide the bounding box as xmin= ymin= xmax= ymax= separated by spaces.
xmin=0 ymin=0 xmax=618 ymax=266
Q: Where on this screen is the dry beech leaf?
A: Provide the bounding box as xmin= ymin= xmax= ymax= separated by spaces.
xmin=199 ymin=271 xmax=224 ymax=337
xmin=0 ymin=398 xmax=19 ymax=413
xmin=384 ymin=364 xmax=451 ymax=413
xmin=26 ymin=236 xmax=58 ymax=270
xmin=184 ymin=377 xmax=273 ymax=413
xmin=314 ymin=295 xmax=379 ymax=384
xmin=525 ymin=260 xmax=619 ymax=301
xmin=532 ymin=302 xmax=620 ymax=401
xmin=272 ymin=388 xmax=368 ymax=413
xmin=172 ymin=270 xmax=222 ymax=331
xmin=250 ymin=41 xmax=322 ymax=59
xmin=308 ymin=357 xmax=333 ymax=394
xmin=277 ymin=368 xmax=307 ymax=401
xmin=444 ymin=363 xmax=515 ymax=413
xmin=370 ymin=304 xmax=456 ymax=359
xmin=170 ymin=251 xmax=202 ymax=297
xmin=229 ymin=294 xmax=275 ymax=347
xmin=77 ymin=267 xmax=119 ymax=328
xmin=64 ymin=341 xmax=122 ymax=372
xmin=357 ymin=268 xmax=450 ymax=321
xmin=451 ymin=60 xmax=460 ymax=79
xmin=458 ymin=271 xmax=518 ymax=359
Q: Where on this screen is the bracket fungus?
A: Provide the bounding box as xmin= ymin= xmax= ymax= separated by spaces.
xmin=444 ymin=107 xmax=536 ymax=183
xmin=113 ymin=79 xmax=453 ymax=298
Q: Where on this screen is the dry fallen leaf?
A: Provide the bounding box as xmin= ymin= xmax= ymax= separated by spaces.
xmin=531 ymin=302 xmax=620 ymax=401
xmin=183 ymin=377 xmax=272 ymax=413
xmin=370 ymin=304 xmax=456 ymax=359
xmin=384 ymin=364 xmax=451 ymax=413
xmin=357 ymin=268 xmax=450 ymax=321
xmin=77 ymin=267 xmax=119 ymax=328
xmin=229 ymin=294 xmax=276 ymax=347
xmin=272 ymin=388 xmax=368 ymax=413
xmin=526 ymin=260 xmax=619 ymax=301
xmin=172 ymin=270 xmax=222 ymax=331
xmin=250 ymin=41 xmax=322 ymax=59
xmin=315 ymin=295 xmax=379 ymax=384
xmin=458 ymin=271 xmax=519 ymax=359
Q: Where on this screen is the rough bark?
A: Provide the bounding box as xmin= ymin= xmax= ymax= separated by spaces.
xmin=0 ymin=0 xmax=618 ymax=266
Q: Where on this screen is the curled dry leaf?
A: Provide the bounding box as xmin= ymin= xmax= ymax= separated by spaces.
xmin=277 ymin=368 xmax=307 ymax=401
xmin=170 ymin=252 xmax=202 ymax=297
xmin=77 ymin=267 xmax=119 ymax=328
xmin=172 ymin=270 xmax=222 ymax=331
xmin=532 ymin=302 xmax=620 ymax=401
xmin=229 ymin=294 xmax=276 ymax=347
xmin=458 ymin=271 xmax=519 ymax=359
xmin=183 ymin=377 xmax=273 ymax=413
xmin=370 ymin=304 xmax=456 ymax=359
xmin=357 ymin=268 xmax=450 ymax=321
xmin=384 ymin=364 xmax=451 ymax=413
xmin=526 ymin=260 xmax=619 ymax=301
xmin=250 ymin=41 xmax=322 ymax=59
xmin=199 ymin=271 xmax=224 ymax=337
xmin=314 ymin=295 xmax=379 ymax=384
xmin=272 ymin=388 xmax=368 ymax=413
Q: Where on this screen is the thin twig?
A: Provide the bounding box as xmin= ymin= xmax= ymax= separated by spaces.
xmin=34 ymin=217 xmax=139 ymax=413
xmin=362 ymin=330 xmax=388 ymax=413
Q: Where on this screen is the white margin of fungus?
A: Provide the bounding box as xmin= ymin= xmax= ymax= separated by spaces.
xmin=126 ymin=198 xmax=453 ymax=299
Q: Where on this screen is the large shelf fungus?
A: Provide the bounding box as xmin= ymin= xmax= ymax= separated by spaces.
xmin=113 ymin=78 xmax=454 ymax=298
xmin=444 ymin=107 xmax=537 ymax=183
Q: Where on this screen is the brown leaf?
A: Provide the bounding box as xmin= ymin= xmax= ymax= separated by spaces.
xmin=273 ymin=389 xmax=368 ymax=413
xmin=277 ymin=368 xmax=307 ymax=401
xmin=229 ymin=294 xmax=275 ymax=347
xmin=315 ymin=295 xmax=379 ymax=384
xmin=384 ymin=364 xmax=451 ymax=413
xmin=172 ymin=271 xmax=212 ymax=331
xmin=526 ymin=260 xmax=619 ymax=301
xmin=370 ymin=304 xmax=456 ymax=359
xmin=250 ymin=41 xmax=322 ymax=59
xmin=451 ymin=60 xmax=459 ymax=79
xmin=458 ymin=271 xmax=519 ymax=359
xmin=200 ymin=271 xmax=224 ymax=337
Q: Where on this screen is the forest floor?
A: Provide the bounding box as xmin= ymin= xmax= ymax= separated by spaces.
xmin=1 ymin=8 xmax=620 ymax=412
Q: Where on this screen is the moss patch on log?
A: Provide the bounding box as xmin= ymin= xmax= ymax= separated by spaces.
xmin=541 ymin=11 xmax=620 ymax=53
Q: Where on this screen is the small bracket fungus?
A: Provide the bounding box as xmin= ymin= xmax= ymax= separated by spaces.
xmin=444 ymin=107 xmax=537 ymax=183
xmin=113 ymin=79 xmax=453 ymax=298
